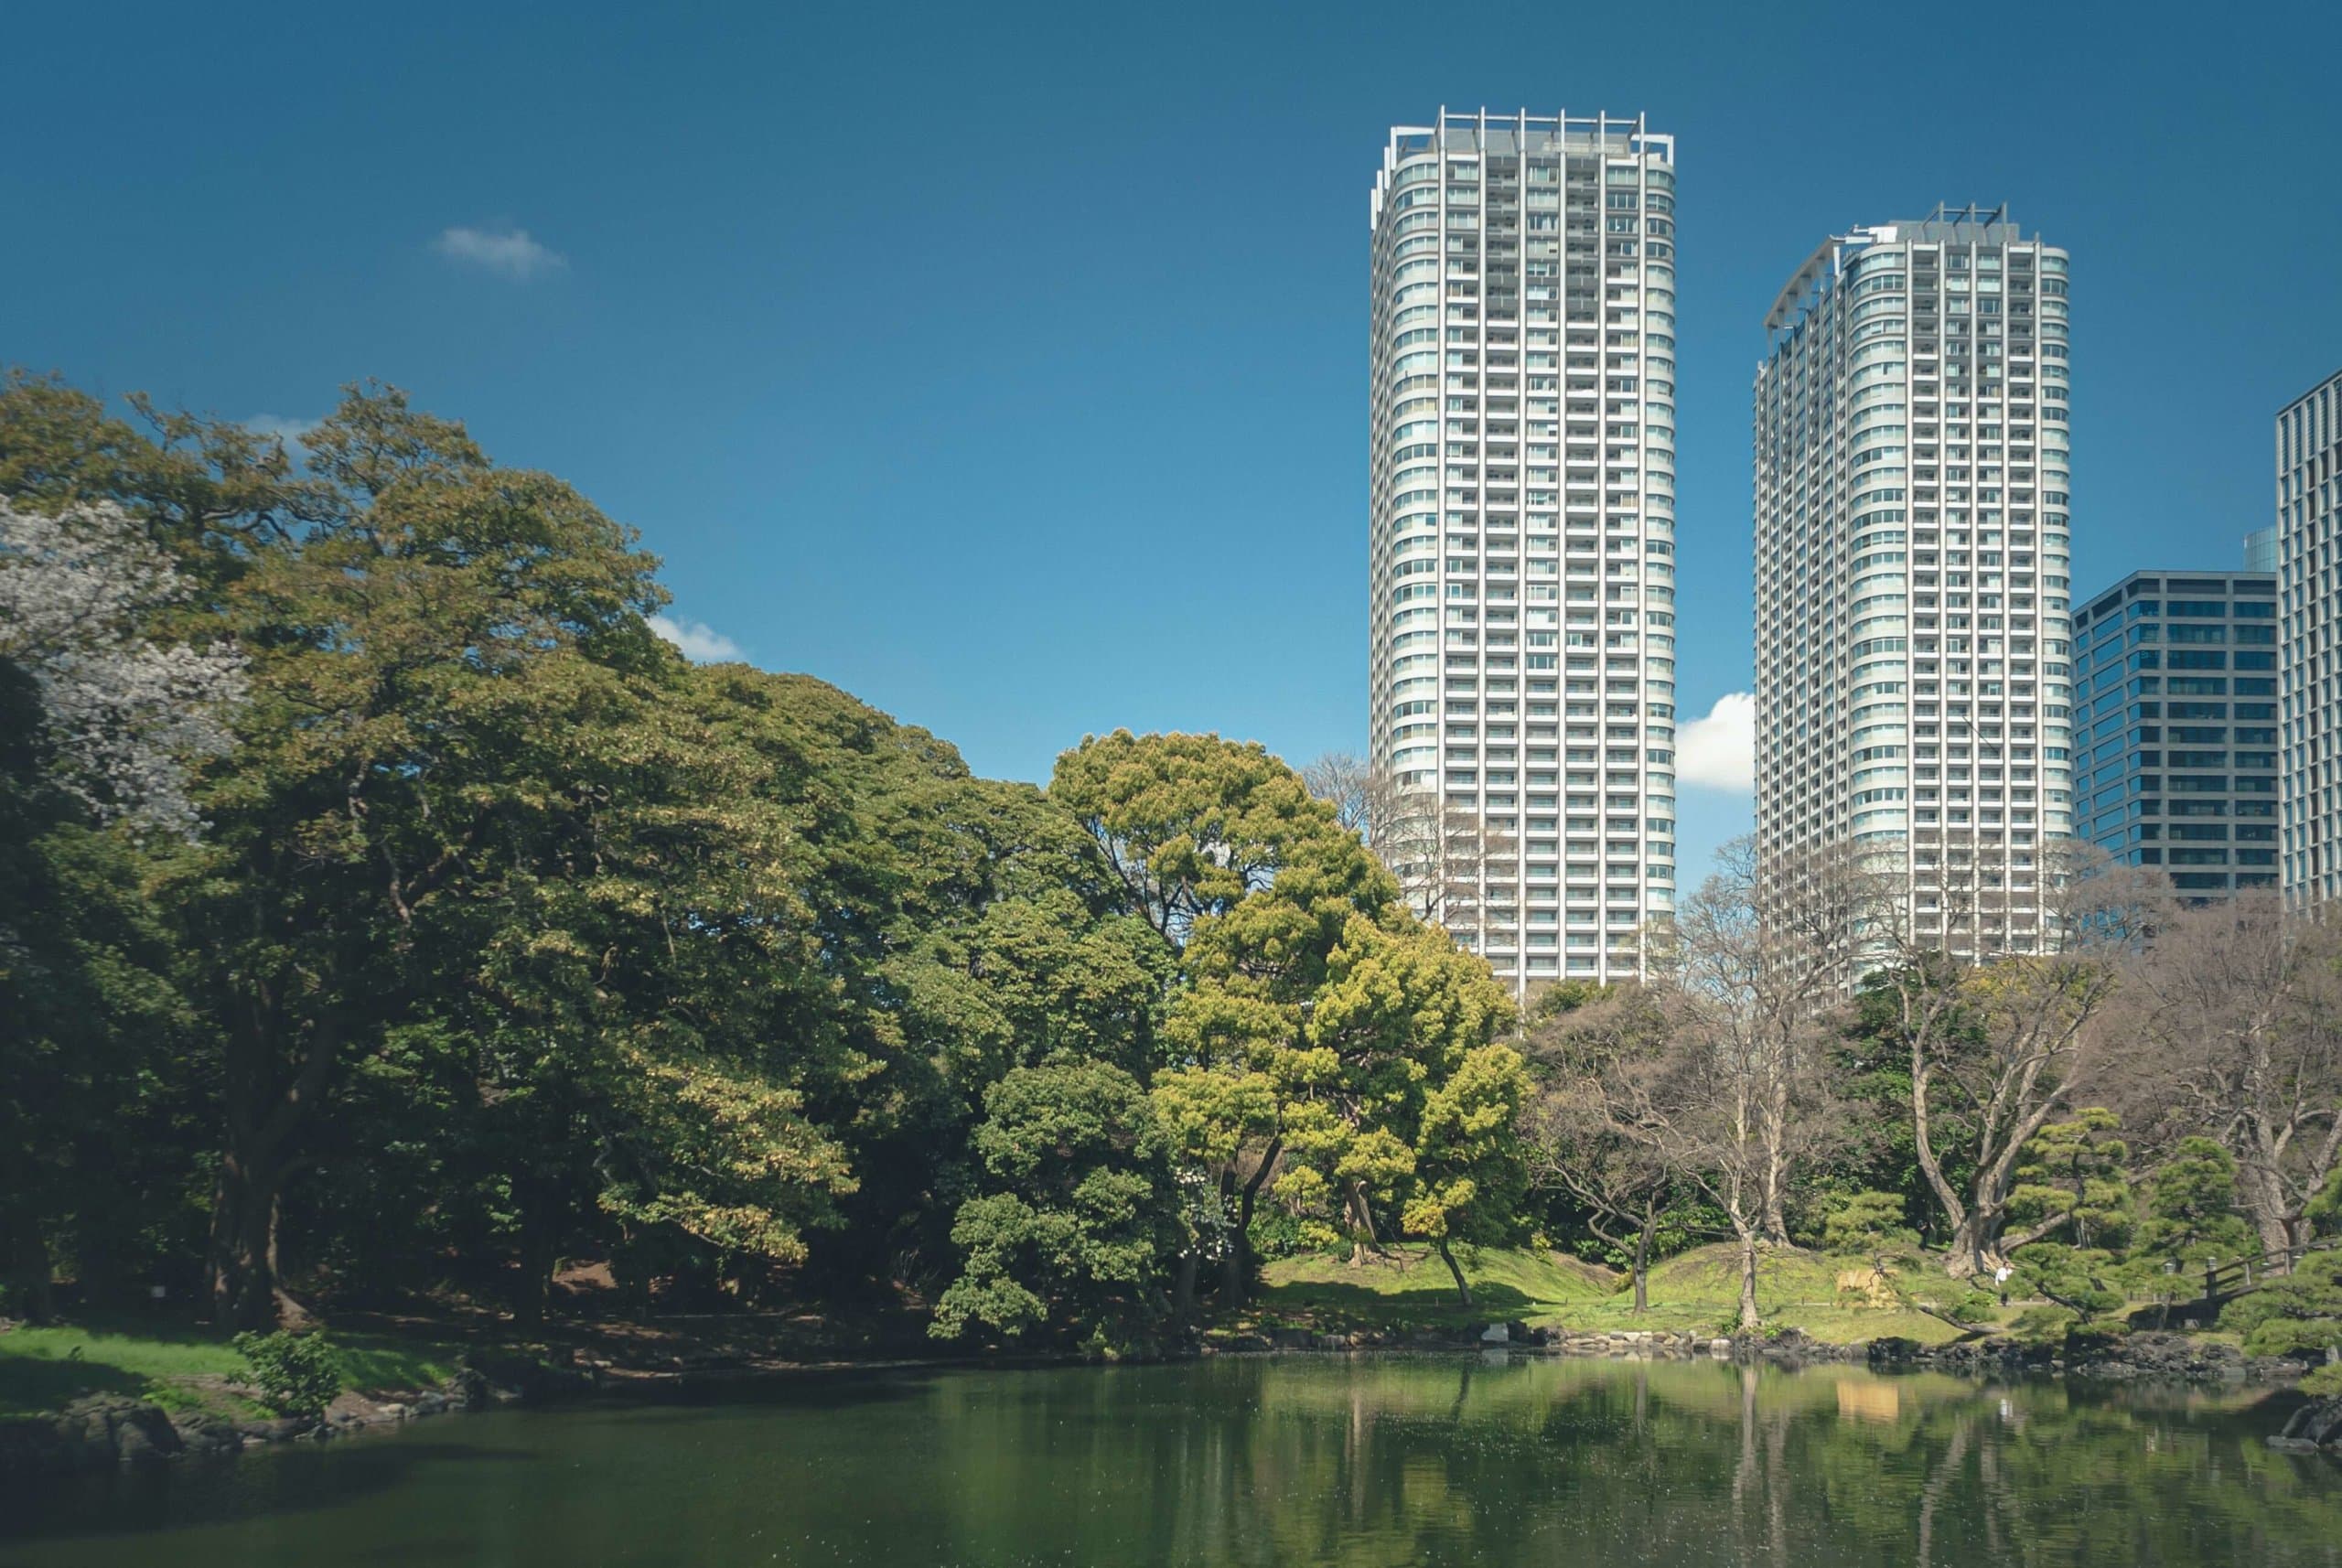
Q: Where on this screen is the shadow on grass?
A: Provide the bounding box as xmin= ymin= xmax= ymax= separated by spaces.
xmin=1252 ymin=1280 xmax=1538 ymax=1328
xmin=328 ymin=1335 xmax=463 ymax=1393
xmin=0 ymin=1358 xmax=149 ymax=1418
xmin=16 ymin=1311 xmax=230 ymax=1348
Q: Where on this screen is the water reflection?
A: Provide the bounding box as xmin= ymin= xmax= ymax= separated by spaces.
xmin=1 ymin=1356 xmax=2336 ymax=1567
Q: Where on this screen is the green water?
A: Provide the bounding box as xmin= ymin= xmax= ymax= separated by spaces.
xmin=2 ymin=1355 xmax=2337 ymax=1566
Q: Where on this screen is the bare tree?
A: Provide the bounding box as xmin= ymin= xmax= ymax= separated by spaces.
xmin=1300 ymin=750 xmax=1388 ymax=843
xmin=1866 ymin=838 xmax=2169 ymax=1276
xmin=1304 ymin=750 xmax=1516 ymax=940
xmin=1520 ymin=983 xmax=1686 ymax=1311
xmin=2120 ymin=893 xmax=2342 ymax=1262
xmin=1572 ymin=839 xmax=1845 ymax=1329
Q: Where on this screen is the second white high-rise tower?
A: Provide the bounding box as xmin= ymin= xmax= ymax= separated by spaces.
xmin=1754 ymin=206 xmax=2075 ymax=954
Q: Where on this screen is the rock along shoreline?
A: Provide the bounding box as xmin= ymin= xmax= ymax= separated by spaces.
xmin=5 ymin=1329 xmax=2337 ymax=1477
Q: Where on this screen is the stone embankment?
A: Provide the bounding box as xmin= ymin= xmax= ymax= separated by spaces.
xmin=2270 ymin=1394 xmax=2342 ymax=1453
xmin=1863 ymin=1329 xmax=2314 ymax=1384
xmin=1216 ymin=1320 xmax=2326 ymax=1392
xmin=12 ymin=1326 xmax=2333 ymax=1472
xmin=1211 ymin=1322 xmax=1732 ymax=1357
xmin=0 ymin=1350 xmax=595 ymax=1477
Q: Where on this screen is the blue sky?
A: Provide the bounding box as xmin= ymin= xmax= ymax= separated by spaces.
xmin=6 ymin=0 xmax=2337 ymax=890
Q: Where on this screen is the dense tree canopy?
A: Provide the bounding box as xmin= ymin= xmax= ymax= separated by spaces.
xmin=0 ymin=373 xmax=1539 ymax=1348
xmin=5 ymin=367 xmax=2337 ymax=1360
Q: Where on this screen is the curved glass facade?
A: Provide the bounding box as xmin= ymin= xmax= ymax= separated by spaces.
xmin=1753 ymin=206 xmax=2074 ymax=957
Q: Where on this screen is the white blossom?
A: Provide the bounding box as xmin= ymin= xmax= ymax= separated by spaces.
xmin=0 ymin=497 xmax=246 ymax=836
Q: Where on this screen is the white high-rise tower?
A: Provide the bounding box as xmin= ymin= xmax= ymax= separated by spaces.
xmin=1367 ymin=110 xmax=1680 ymax=991
xmin=1753 ymin=206 xmax=2075 ymax=955
xmin=2278 ymin=368 xmax=2342 ymax=909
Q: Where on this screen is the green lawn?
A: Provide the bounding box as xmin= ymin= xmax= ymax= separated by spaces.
xmin=1254 ymin=1245 xmax=1616 ymax=1331
xmin=0 ymin=1320 xmax=463 ymax=1419
xmin=1253 ymin=1243 xmax=1992 ymax=1346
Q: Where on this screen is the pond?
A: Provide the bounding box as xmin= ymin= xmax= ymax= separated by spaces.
xmin=1 ymin=1355 xmax=2337 ymax=1566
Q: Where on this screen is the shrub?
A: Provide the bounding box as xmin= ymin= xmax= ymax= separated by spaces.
xmin=1245 ymin=1205 xmax=1314 ymax=1263
xmin=1821 ymin=1190 xmax=1917 ymax=1254
xmin=232 ymin=1330 xmax=341 ymax=1421
xmin=2308 ymin=1167 xmax=2342 ymax=1238
xmin=2008 ymin=1305 xmax=2077 ymax=1346
xmin=2219 ymin=1251 xmax=2342 ymax=1360
xmin=1952 ymin=1290 xmax=2001 ymax=1322
xmin=2301 ymin=1362 xmax=2342 ymax=1399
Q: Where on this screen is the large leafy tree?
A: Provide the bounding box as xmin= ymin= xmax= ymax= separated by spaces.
xmin=0 ymin=410 xmax=259 ymax=1319
xmin=696 ymin=675 xmax=1174 ymax=1298
xmin=1055 ymin=730 xmax=1380 ymax=1306
xmin=2 ymin=376 xmax=882 ymax=1326
xmin=1056 ymin=731 xmax=1520 ymax=1310
xmin=1297 ymin=913 xmax=1523 ymax=1305
xmin=171 ymin=386 xmax=706 ymax=1326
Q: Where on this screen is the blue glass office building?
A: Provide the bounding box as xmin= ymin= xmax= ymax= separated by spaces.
xmin=2071 ymin=570 xmax=2280 ymax=896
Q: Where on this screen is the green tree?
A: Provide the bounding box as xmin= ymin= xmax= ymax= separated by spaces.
xmin=1056 ymin=731 xmax=1523 ymax=1309
xmin=4 ymin=375 xmax=884 ymax=1326
xmin=175 ymin=385 xmax=702 ymax=1326
xmin=2003 ymin=1112 xmax=2138 ymax=1320
xmin=1302 ymin=913 xmax=1524 ymax=1305
xmin=1055 ymin=730 xmax=1391 ymax=1305
xmin=2219 ymin=1251 xmax=2342 ymax=1359
xmin=2008 ymin=1109 xmax=2133 ymax=1251
xmin=931 ymin=1060 xmax=1178 ymax=1346
xmin=2311 ymin=1164 xmax=2342 ymax=1236
xmin=1821 ymin=1191 xmax=1918 ymax=1254
xmin=2133 ymin=1137 xmax=2255 ymax=1278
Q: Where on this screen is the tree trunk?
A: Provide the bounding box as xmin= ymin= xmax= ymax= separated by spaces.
xmin=512 ymin=1183 xmax=557 ymax=1328
xmin=1630 ymin=1224 xmax=1651 ymax=1314
xmin=1940 ymin=1210 xmax=2007 ymax=1282
xmin=1173 ymin=1248 xmax=1198 ymax=1327
xmin=1435 ymin=1235 xmax=1472 ymax=1308
xmin=2237 ymin=1147 xmax=2297 ymax=1266
xmin=209 ymin=1155 xmax=284 ymax=1330
xmin=1909 ymin=1052 xmax=1971 ymax=1252
xmin=1344 ymin=1180 xmax=1378 ymax=1266
xmin=1220 ymin=1137 xmax=1281 ymax=1310
xmin=1736 ymin=1230 xmax=1761 ymax=1331
xmin=0 ymin=1202 xmax=56 ymax=1326
xmin=1761 ymin=1073 xmax=1791 ymax=1245
xmin=612 ymin=1226 xmax=656 ymax=1324
xmin=210 ymin=1003 xmax=338 ymax=1331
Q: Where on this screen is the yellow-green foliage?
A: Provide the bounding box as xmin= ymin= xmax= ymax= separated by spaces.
xmin=1257 ymin=1242 xmax=1982 ymax=1345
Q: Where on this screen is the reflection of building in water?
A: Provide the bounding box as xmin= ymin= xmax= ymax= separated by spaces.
xmin=1835 ymin=1378 xmax=1902 ymax=1424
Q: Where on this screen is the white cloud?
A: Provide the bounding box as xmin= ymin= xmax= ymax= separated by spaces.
xmin=431 ymin=225 xmax=566 ymax=280
xmin=244 ymin=414 xmax=319 ymax=449
xmin=1676 ymin=691 xmax=1756 ymax=791
xmin=649 ymin=614 xmax=742 ymax=663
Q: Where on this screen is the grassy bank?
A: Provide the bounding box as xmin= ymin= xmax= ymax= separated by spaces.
xmin=0 ymin=1321 xmax=462 ymax=1420
xmin=1252 ymin=1242 xmax=1988 ymax=1346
